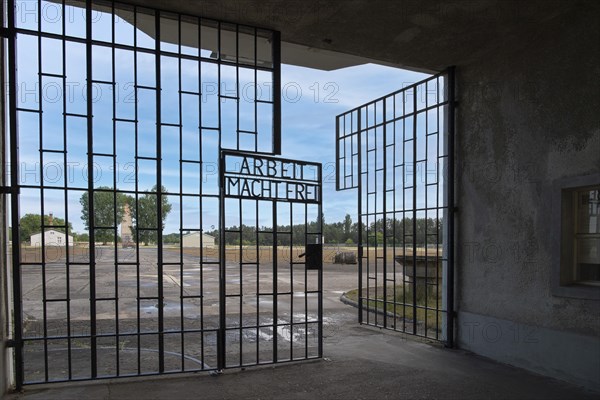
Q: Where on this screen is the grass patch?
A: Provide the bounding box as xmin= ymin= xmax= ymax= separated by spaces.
xmin=345 ymin=284 xmax=442 ymax=330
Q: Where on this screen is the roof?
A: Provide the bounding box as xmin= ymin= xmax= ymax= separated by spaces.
xmin=182 ymin=232 xmax=216 ymax=239
xmin=123 ymin=0 xmax=596 ymax=73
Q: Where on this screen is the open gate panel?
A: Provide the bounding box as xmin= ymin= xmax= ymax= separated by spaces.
xmin=335 ymin=70 xmax=455 ymax=344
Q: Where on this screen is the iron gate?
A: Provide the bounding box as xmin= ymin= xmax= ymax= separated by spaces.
xmin=219 ymin=150 xmax=323 ymax=368
xmin=1 ymin=0 xmax=323 ymax=388
xmin=335 ymin=69 xmax=455 ymax=344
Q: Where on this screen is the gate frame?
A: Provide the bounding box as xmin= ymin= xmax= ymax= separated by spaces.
xmin=218 ymin=149 xmax=324 ymax=370
xmin=335 ymin=67 xmax=456 ymax=346
xmin=4 ymin=0 xmax=285 ymax=389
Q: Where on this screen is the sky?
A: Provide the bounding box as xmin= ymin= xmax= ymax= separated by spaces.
xmin=13 ymin=1 xmax=430 ymax=236
xmin=279 ymin=64 xmax=429 ymax=226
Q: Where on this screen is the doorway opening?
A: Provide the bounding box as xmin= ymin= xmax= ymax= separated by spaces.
xmin=2 ymin=0 xmax=452 ymax=390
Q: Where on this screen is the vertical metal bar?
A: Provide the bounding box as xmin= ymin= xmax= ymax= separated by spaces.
xmin=154 ymin=10 xmax=165 ymax=373
xmin=217 ymin=20 xmax=225 ymax=371
xmin=446 ymin=66 xmax=456 ymax=347
xmin=343 ymin=121 xmax=347 ymax=189
xmin=350 ymin=118 xmax=354 ymax=188
xmin=218 ymin=153 xmax=226 ymax=370
xmin=304 ymin=201 xmax=308 ymax=358
xmin=392 ymin=95 xmax=397 ymax=330
xmin=85 ymin=0 xmax=98 ymax=379
xmin=424 ymin=80 xmax=429 ymax=338
xmin=365 ymin=108 xmax=370 ymax=326
xmin=7 ymin=0 xmax=24 ymax=389
xmin=373 ymin=103 xmax=378 ymax=327
xmin=133 ymin=5 xmax=142 ymax=375
xmin=197 ymin=15 xmax=205 ymax=370
xmin=238 ymin=197 xmax=242 ymax=366
xmin=272 ymin=31 xmax=281 ymax=155
xmin=356 ymin=110 xmax=362 ymax=324
xmin=238 ymin=26 xmax=245 ymax=356
xmin=272 ymin=201 xmax=278 ymax=362
xmin=255 ymin=195 xmax=260 ymax=361
xmin=110 ymin=2 xmax=120 ymax=374
xmin=177 ymin=13 xmax=185 ymax=372
xmin=317 ymin=164 xmax=323 ymax=358
xmin=335 ymin=117 xmax=340 ymax=190
xmin=382 ymin=101 xmax=387 ymax=329
xmin=36 ymin=0 xmax=49 ymax=382
xmin=289 ymin=202 xmax=293 ymax=361
xmin=367 ymin=103 xmax=380 ymax=326
xmin=61 ymin=0 xmax=72 ymax=379
xmin=435 ymin=76 xmax=441 ymax=341
xmin=253 ymin=28 xmax=258 ymax=153
xmin=402 ymin=91 xmax=407 ymax=333
xmin=235 ymin=24 xmax=240 ymax=150
xmin=412 ymin=86 xmax=418 ymax=335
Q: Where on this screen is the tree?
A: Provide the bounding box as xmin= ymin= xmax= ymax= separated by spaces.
xmin=19 ymin=214 xmax=73 ymax=243
xmin=75 ymin=232 xmax=89 ymax=243
xmin=80 ymin=187 xmax=130 ymax=245
xmin=130 ymin=185 xmax=172 ymax=246
xmin=163 ymin=233 xmax=180 ymax=244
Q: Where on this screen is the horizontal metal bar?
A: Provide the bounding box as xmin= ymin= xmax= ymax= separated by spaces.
xmin=0 ymin=186 xmax=16 ymax=194
xmin=41 ymin=149 xmax=65 ymax=154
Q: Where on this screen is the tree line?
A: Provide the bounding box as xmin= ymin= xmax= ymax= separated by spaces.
xmin=204 ymin=214 xmax=443 ymax=246
xmin=18 ymin=191 xmax=442 ymax=247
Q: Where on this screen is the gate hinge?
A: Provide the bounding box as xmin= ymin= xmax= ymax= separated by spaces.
xmin=6 ymin=339 xmax=17 ymax=348
xmin=0 ymin=186 xmax=18 ymax=195
xmin=0 ymin=27 xmax=15 ymax=39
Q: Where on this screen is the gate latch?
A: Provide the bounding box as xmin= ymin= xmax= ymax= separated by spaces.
xmin=299 ymin=243 xmax=322 ymax=270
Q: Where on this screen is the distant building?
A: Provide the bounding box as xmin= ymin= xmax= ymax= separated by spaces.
xmin=182 ymin=232 xmax=216 ymax=248
xmin=30 ymin=230 xmax=74 ymax=247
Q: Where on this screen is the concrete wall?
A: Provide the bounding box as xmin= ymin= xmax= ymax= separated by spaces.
xmin=455 ymin=3 xmax=600 ymax=390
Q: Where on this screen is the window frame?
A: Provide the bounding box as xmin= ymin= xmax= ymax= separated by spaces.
xmin=552 ymin=173 xmax=600 ymax=299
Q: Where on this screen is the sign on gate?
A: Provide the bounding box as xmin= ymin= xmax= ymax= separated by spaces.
xmin=221 ymin=151 xmax=320 ymax=203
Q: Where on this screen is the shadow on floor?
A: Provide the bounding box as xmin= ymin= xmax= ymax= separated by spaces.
xmin=6 ymin=309 xmax=599 ymax=400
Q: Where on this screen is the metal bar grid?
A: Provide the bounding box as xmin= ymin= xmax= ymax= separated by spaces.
xmin=8 ymin=0 xmax=281 ymax=386
xmin=219 ymin=151 xmax=323 ymax=369
xmin=335 ymin=69 xmax=455 ymax=343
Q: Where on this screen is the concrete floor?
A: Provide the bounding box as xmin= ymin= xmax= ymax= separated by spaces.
xmin=6 ymin=294 xmax=599 ymax=400
xmin=5 ymin=261 xmax=598 ymax=399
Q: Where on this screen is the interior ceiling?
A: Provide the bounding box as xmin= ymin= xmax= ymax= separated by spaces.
xmin=122 ymin=0 xmax=591 ymax=72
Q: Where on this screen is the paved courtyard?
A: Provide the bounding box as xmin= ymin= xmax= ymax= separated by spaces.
xmin=18 ymin=246 xmax=355 ymax=380
xmin=8 ymin=303 xmax=599 ymax=399
xmin=8 ymin=252 xmax=599 ymax=398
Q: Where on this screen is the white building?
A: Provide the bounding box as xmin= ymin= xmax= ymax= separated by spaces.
xmin=182 ymin=232 xmax=216 ymax=248
xmin=30 ymin=230 xmax=74 ymax=247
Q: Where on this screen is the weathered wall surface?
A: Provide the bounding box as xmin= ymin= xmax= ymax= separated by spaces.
xmin=455 ymin=3 xmax=600 ymax=390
